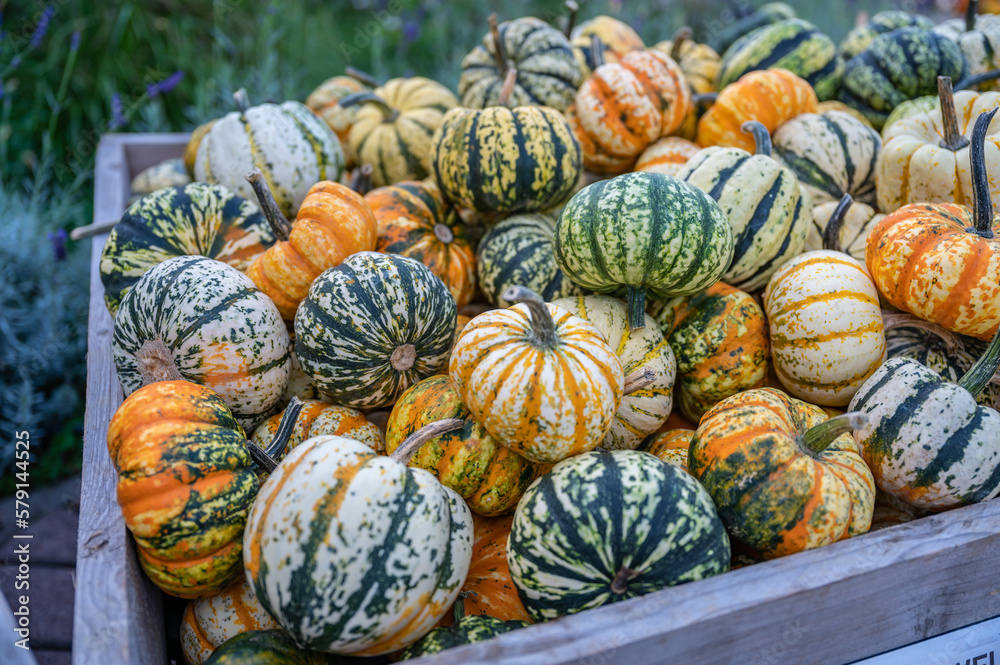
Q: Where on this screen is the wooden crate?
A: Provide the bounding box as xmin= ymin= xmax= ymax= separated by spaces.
xmin=75 ymin=133 xmax=1000 ymax=665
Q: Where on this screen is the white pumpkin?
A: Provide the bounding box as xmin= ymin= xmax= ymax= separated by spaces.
xmin=180 ymin=576 xmax=278 ymax=665
xmin=807 ymin=196 xmax=885 ymax=262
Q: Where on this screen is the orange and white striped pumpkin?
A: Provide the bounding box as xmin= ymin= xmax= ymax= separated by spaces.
xmin=641 ymin=429 xmax=693 ymax=471
xmin=763 ymin=251 xmax=886 ymax=406
xmin=633 ymin=137 xmax=701 ymax=178
xmin=180 ymin=577 xmax=279 ymax=665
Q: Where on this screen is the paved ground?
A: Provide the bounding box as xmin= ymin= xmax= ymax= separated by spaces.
xmin=1 ymin=475 xmax=81 ymax=665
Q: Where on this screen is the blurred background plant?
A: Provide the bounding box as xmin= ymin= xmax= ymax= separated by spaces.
xmin=0 ymin=0 xmax=957 ymax=492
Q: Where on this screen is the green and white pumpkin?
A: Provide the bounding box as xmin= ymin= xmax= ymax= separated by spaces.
xmin=129 ymin=158 xmax=191 ymax=204
xmin=838 ymin=11 xmax=934 ymax=60
xmin=112 ymin=255 xmax=290 ymax=431
xmin=508 ymin=450 xmax=730 ymax=622
xmin=710 ymin=2 xmax=797 ymax=55
xmin=180 ymin=577 xmax=279 ymax=665
xmin=934 ymin=4 xmax=1000 ymax=92
xmin=477 ymin=212 xmax=584 ymax=308
xmin=202 ymin=630 xmax=334 ymax=664
xmin=398 ymin=602 xmax=527 ymax=660
xmin=293 ymin=252 xmax=456 ymax=409
xmin=806 ymin=194 xmax=884 ymax=262
xmin=101 ymin=183 xmax=275 ymax=316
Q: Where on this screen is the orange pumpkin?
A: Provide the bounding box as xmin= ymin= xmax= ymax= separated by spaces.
xmin=570 ymin=14 xmax=646 ymax=77
xmin=245 ymin=172 xmax=378 ymax=320
xmin=641 ymin=429 xmax=693 ymax=471
xmin=697 ymin=68 xmax=818 ymax=151
xmin=249 ymin=399 xmax=385 ymax=458
xmin=458 ymin=514 xmax=532 ymax=623
xmin=633 ymin=137 xmax=701 ymax=177
xmin=365 ymin=181 xmax=476 ymax=308
xmin=304 ymin=69 xmax=378 ymax=168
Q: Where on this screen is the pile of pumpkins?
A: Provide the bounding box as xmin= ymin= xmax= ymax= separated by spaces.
xmin=106 ymin=1 xmax=1000 ymax=662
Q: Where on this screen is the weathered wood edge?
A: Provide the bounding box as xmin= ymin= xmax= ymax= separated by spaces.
xmin=0 ymin=593 xmax=38 ymax=665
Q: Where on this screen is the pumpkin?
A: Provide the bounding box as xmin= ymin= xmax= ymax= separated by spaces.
xmin=476 ymin=212 xmax=584 ymax=308
xmin=184 ymin=120 xmax=215 ymax=178
xmin=678 ymin=121 xmax=811 ymax=291
xmin=837 ymin=28 xmax=966 ymax=129
xmin=633 ymin=137 xmax=701 ymax=177
xmin=764 ymin=248 xmax=886 ymax=407
xmin=718 ymin=19 xmax=843 ymax=101
xmin=250 ymin=399 xmax=384 ymax=459
xmin=849 ymin=318 xmax=1000 ymax=510
xmin=243 ymin=431 xmax=473 ymax=655
xmin=193 ymin=91 xmax=344 ymax=219
xmin=696 ymin=68 xmax=818 ymax=151
xmin=280 ymin=350 xmax=322 ymax=405
xmin=807 ymin=193 xmax=884 ymax=262
xmin=294 ymin=252 xmax=456 ymax=409
xmin=772 ymin=110 xmax=882 ymax=206
xmin=867 ymin=109 xmax=1000 ymax=340
xmin=244 ymin=171 xmax=378 ymax=321
xmin=569 ymin=14 xmax=645 ymax=77
xmin=101 ymin=183 xmax=275 ymax=316
xmin=449 ymin=286 xmax=624 ymax=464
xmin=553 ymin=295 xmax=677 ymax=449
xmin=459 ymin=15 xmax=584 ymax=112
xmin=129 ymin=158 xmax=191 ymax=204
xmin=384 ymin=375 xmax=538 ymax=516
xmin=709 ymin=2 xmax=797 ymax=55
xmin=641 ymin=429 xmax=694 ymax=471
xmin=935 ymin=1 xmax=1000 ymax=92
xmin=112 ymin=255 xmax=290 ymax=431
xmin=107 ymin=381 xmax=258 ymax=598
xmin=839 ymin=10 xmax=934 ymax=60
xmin=876 ymin=78 xmax=1000 ymax=215
xmin=555 ymin=172 xmax=734 ymax=330
xmin=365 ymin=180 xmax=475 ymax=308
xmin=815 ymin=100 xmax=876 ymax=127
xmin=567 ymin=48 xmax=692 ymax=174
xmin=653 ymin=27 xmax=722 ymax=94
xmin=399 ymin=599 xmax=527 ymax=660
xmin=304 ymin=68 xmax=378 ymax=168
xmin=180 ymin=577 xmax=279 ymax=665
xmin=508 ymin=449 xmax=730 ymax=621
xmin=690 ymin=388 xmax=875 ymax=559
xmin=459 ymin=514 xmax=531 ymax=623
xmin=651 ymin=282 xmax=769 ymax=422
xmin=341 ymin=77 xmax=458 ymax=188
xmin=202 ymin=630 xmax=336 ymax=665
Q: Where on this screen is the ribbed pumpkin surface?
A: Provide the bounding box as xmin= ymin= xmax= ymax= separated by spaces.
xmin=807 ymin=198 xmax=883 ymax=261
xmin=652 ymin=38 xmax=721 ymax=94
xmin=180 ymin=576 xmax=279 ymax=665
xmin=202 ymin=630 xmax=329 ymax=664
xmin=304 ymin=74 xmax=371 ymax=167
xmin=570 ymin=15 xmax=645 ymax=76
xmin=461 ymin=514 xmax=532 ymax=622
xmin=399 ymin=614 xmax=527 ymax=660
xmin=641 ymin=430 xmax=694 ymax=471
xmin=935 ymin=15 xmax=1000 ymax=92
xmin=634 ymin=137 xmax=701 ymax=177
xmin=839 ymin=10 xmax=934 ymax=60
xmin=249 ymin=399 xmax=384 ymax=457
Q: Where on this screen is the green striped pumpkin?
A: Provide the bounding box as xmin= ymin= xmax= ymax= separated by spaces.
xmin=458 ymin=17 xmax=584 ymax=112
xmin=101 ymin=183 xmax=275 ymax=316
xmin=718 ymin=19 xmax=843 ymax=101
xmin=709 ymin=2 xmax=797 ymax=55
xmin=477 ymin=212 xmax=584 ymax=308
xmin=129 ymin=158 xmax=190 ymax=204
xmin=837 ymin=27 xmax=966 ymax=129
xmin=507 ymin=450 xmax=730 ymax=622
xmin=838 ymin=11 xmax=934 ymax=60
xmin=934 ymin=11 xmax=1000 ymax=92
xmin=554 ymin=172 xmax=734 ymax=330
xmin=772 ymin=110 xmax=882 ymax=206
xmin=203 ymin=630 xmax=338 ymax=664
xmin=399 ymin=603 xmax=527 ymax=660
xmin=243 ymin=435 xmax=473 ymax=655
xmin=677 ymin=124 xmax=810 ymax=292
xmin=293 ymin=252 xmax=456 ymax=409
xmin=112 ymin=255 xmax=290 ymax=431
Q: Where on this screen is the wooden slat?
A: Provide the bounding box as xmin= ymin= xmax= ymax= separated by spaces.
xmin=0 ymin=594 xmax=38 ymax=665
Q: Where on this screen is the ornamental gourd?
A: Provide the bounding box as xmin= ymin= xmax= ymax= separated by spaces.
xmin=399 ymin=599 xmax=527 ymax=660
xmin=304 ymin=68 xmax=378 ymax=168
xmin=867 ymin=109 xmax=1000 ymax=340
xmin=243 ymin=431 xmax=473 ymax=655
xmin=653 ymin=28 xmax=722 ymax=94
xmin=934 ymin=1 xmax=1000 ymax=92
xmin=555 ymin=171 xmax=734 ymax=330
xmin=202 ymin=630 xmax=336 ymax=664
xmin=807 ymin=193 xmax=884 ymax=262
xmin=838 ymin=10 xmax=933 ymax=60
xmin=710 ymin=2 xmax=797 ymax=55
xmin=641 ymin=430 xmax=694 ymax=471
xmin=100 ymin=183 xmax=275 ymax=316
xmin=508 ymin=450 xmax=730 ymax=621
xmin=459 ymin=514 xmax=531 ymax=623
xmin=112 ymin=255 xmax=290 ymax=431
xmin=633 ymin=137 xmax=701 ymax=177
xmin=184 ymin=120 xmax=215 ymax=178
xmin=129 ymin=158 xmax=190 ymax=204
xmin=294 ymin=252 xmax=457 ymax=409
xmin=249 ymin=399 xmax=385 ymax=458
xmin=449 ymin=286 xmax=624 ymax=464
xmin=180 ymin=577 xmax=279 ymax=665
xmin=568 ymin=13 xmax=645 ymax=77
xmin=690 ymin=388 xmax=875 ymax=559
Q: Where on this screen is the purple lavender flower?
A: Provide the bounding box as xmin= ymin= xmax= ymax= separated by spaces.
xmin=403 ymin=19 xmax=420 ymax=43
xmin=30 ymin=5 xmax=55 ymax=49
xmin=147 ymin=70 xmax=184 ymax=98
xmin=10 ymin=55 xmax=20 ymax=70
xmin=70 ymin=30 xmax=80 ymax=52
xmin=48 ymin=229 xmax=67 ymax=262
xmin=0 ymin=79 xmax=5 ymax=101
xmin=108 ymin=92 xmax=125 ymax=130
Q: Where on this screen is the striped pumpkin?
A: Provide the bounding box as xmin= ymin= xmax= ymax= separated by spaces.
xmin=459 ymin=17 xmax=583 ymax=112
xmin=384 ymin=376 xmax=539 ymax=516
xmin=838 ymin=10 xmax=934 ymax=60
xmin=710 ymin=2 xmax=797 ymax=55
xmin=304 ymin=72 xmax=373 ymax=168
xmin=653 ymin=30 xmax=722 ymax=94
xmin=764 ymin=250 xmax=886 ymax=406
xmin=294 ymin=252 xmax=456 ymax=409
xmin=677 ymin=122 xmax=811 ymax=292
xmin=696 ymin=68 xmax=818 ymax=151
xmin=449 ymin=287 xmax=624 ymax=464
xmin=345 ymin=77 xmax=459 ymax=188
xmin=935 ymin=7 xmax=1000 ymax=92
xmin=553 ymin=295 xmax=677 ymax=450
xmin=476 ymin=212 xmax=584 ymax=308
xmin=634 ymin=137 xmax=701 ymax=177
xmin=569 ymin=15 xmax=645 ymax=77
xmin=690 ymin=388 xmax=875 ymax=559
xmin=399 ymin=604 xmax=527 ymax=660
xmin=837 ymin=28 xmax=966 ymax=129
xmin=651 ymin=282 xmax=769 ymax=422
xmin=129 ymin=158 xmax=190 ymax=204
xmin=107 ymin=381 xmax=257 ymax=598
xmin=280 ymin=350 xmax=322 ymax=405
xmin=112 ymin=255 xmax=290 ymax=431
xmin=365 ymin=181 xmax=476 ymax=308
xmin=249 ymin=399 xmax=384 ymax=458
xmin=772 ymin=111 xmax=882 ymax=206
xmin=807 ymin=195 xmax=884 ymax=262
xmin=101 ymin=183 xmax=275 ymax=316
xmin=180 ymin=577 xmax=279 ymax=665
xmin=816 ymin=100 xmax=877 ymax=127
xmin=184 ymin=120 xmax=215 ymax=178
xmin=555 ymin=172 xmax=734 ymax=330
xmin=459 ymin=514 xmax=531 ymax=623
xmin=244 ymin=434 xmax=473 ymax=655
xmin=718 ymin=19 xmax=843 ymax=101
xmin=508 ymin=450 xmax=730 ymax=621
xmin=641 ymin=430 xmax=694 ymax=471
xmin=431 ymin=103 xmax=582 ymax=214
xmin=194 ymin=98 xmax=344 ymax=219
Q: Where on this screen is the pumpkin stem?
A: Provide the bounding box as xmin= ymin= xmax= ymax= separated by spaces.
xmin=937 ymin=77 xmax=971 ymax=152
xmin=344 ymin=66 xmax=381 ymax=88
xmin=136 ymin=339 xmax=183 ymax=385
xmin=610 ymin=567 xmax=639 ymax=595
xmin=958 ymin=317 xmax=1000 ymax=397
xmin=969 ymin=107 xmax=998 ymax=238
xmin=233 ymin=88 xmax=250 ymax=113
xmin=349 ymin=164 xmax=374 ymax=195
xmin=433 ymin=223 xmax=454 ymax=244
xmin=627 ymin=286 xmax=647 ymax=331
xmin=822 ymin=193 xmax=854 ymax=253
xmin=246 ymin=168 xmax=293 ymax=239
xmin=497 ymin=67 xmax=518 ymax=107
xmin=489 ymin=13 xmax=509 ymax=75
xmin=740 ymin=121 xmax=772 ymax=156
xmin=670 ymin=27 xmax=693 ymax=62
xmin=563 ymin=1 xmax=578 ymax=38
xmin=502 ymin=285 xmax=559 ymax=348
xmin=453 ymin=595 xmax=468 ymax=622
xmin=250 ymin=397 xmax=304 ymax=473
xmin=390 ymin=418 xmax=466 ymax=465
xmin=799 ymin=412 xmax=868 ymax=454
xmin=881 ymin=311 xmax=962 ymax=355
xmin=623 ymin=367 xmax=658 ymax=395
xmin=956 ymin=68 xmax=1000 ymax=91
xmin=967 ymin=0 xmax=980 ymax=33
xmin=390 ymin=344 xmax=417 ymax=372
xmin=337 ymin=91 xmax=400 ymax=123
xmin=590 ymin=35 xmax=606 ymax=69
xmin=692 ymin=92 xmax=718 ymax=108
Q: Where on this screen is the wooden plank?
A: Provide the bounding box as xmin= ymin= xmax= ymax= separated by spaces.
xmin=413 ymin=498 xmax=1000 ymax=665
xmin=852 ymin=616 xmax=1000 ymax=664
xmin=120 ymin=133 xmax=191 ymax=178
xmin=0 ymin=593 xmax=38 ymax=665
